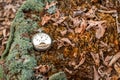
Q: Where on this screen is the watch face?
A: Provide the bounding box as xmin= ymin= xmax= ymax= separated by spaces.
xmin=32 ymin=32 xmax=52 ymax=51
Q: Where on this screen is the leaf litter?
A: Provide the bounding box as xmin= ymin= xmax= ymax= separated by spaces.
xmin=34 ymin=0 xmax=120 ymax=79
xmin=1 ymin=0 xmax=120 ymax=80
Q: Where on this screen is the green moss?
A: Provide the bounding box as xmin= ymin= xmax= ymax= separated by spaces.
xmin=49 ymin=72 xmax=67 ymax=80
xmin=0 ymin=0 xmax=44 ymax=79
xmin=1 ymin=0 xmax=67 ymax=80
xmin=0 ymin=65 xmax=5 ymax=79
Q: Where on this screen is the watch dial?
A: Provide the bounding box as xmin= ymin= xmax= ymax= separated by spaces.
xmin=32 ymin=33 xmax=52 ymax=50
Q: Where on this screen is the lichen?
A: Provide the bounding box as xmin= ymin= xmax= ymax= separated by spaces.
xmin=1 ymin=0 xmax=44 ymax=80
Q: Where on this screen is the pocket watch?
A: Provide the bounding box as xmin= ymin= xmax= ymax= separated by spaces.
xmin=32 ymin=29 xmax=52 ymax=51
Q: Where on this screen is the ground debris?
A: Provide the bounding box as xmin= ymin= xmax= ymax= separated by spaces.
xmin=109 ymin=52 xmax=120 ymax=67
xmin=36 ymin=0 xmax=120 ymax=79
xmin=1 ymin=0 xmax=120 ymax=80
xmin=93 ymin=66 xmax=100 ymax=80
xmin=41 ymin=14 xmax=51 ymax=26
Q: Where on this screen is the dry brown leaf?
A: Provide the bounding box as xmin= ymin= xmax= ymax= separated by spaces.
xmin=95 ymin=24 xmax=106 ymax=39
xmin=0 ymin=46 xmax=4 ymax=56
xmin=54 ymin=9 xmax=60 ymax=19
xmin=68 ymin=61 xmax=76 ymax=67
xmin=75 ymin=18 xmax=87 ymax=34
xmin=69 ymin=16 xmax=81 ymax=27
xmin=3 ymin=0 xmax=12 ymax=4
xmin=90 ymin=52 xmax=100 ymax=66
xmin=74 ymin=53 xmax=86 ymax=69
xmin=41 ymin=15 xmax=51 ymax=26
xmin=104 ymin=55 xmax=113 ymax=66
xmin=93 ymin=66 xmax=100 ymax=80
xmin=45 ymin=1 xmax=57 ymax=10
xmin=114 ymin=63 xmax=120 ymax=76
xmin=98 ymin=66 xmax=112 ymax=78
xmin=61 ymin=38 xmax=75 ymax=47
xmin=85 ymin=6 xmax=97 ymax=18
xmin=86 ymin=20 xmax=106 ymax=30
xmin=99 ymin=50 xmax=104 ymax=61
xmin=4 ymin=4 xmax=16 ymax=12
xmin=99 ymin=41 xmax=108 ymax=47
xmin=57 ymin=41 xmax=64 ymax=49
xmin=117 ymin=22 xmax=120 ymax=33
xmin=75 ymin=27 xmax=82 ymax=33
xmin=60 ymin=30 xmax=67 ymax=36
xmin=86 ymin=20 xmax=106 ymax=39
xmin=3 ymin=29 xmax=6 ymax=38
xmin=34 ymin=65 xmax=51 ymax=74
xmin=53 ymin=16 xmax=67 ymax=26
xmin=109 ymin=52 xmax=120 ymax=66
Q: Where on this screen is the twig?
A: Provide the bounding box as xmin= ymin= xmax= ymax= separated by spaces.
xmin=115 ymin=13 xmax=120 ymax=33
xmin=64 ymin=68 xmax=73 ymax=74
xmin=98 ymin=10 xmax=117 ymax=14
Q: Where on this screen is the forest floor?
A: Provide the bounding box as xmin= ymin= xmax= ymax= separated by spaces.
xmin=1 ymin=0 xmax=120 ymax=80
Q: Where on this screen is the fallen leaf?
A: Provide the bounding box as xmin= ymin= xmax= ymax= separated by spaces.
xmin=41 ymin=15 xmax=51 ymax=26
xmin=61 ymin=38 xmax=75 ymax=47
xmin=117 ymin=23 xmax=120 ymax=33
xmin=45 ymin=1 xmax=57 ymax=10
xmin=34 ymin=65 xmax=51 ymax=74
xmin=60 ymin=29 xmax=67 ymax=36
xmin=90 ymin=52 xmax=100 ymax=66
xmin=69 ymin=16 xmax=81 ymax=27
xmin=3 ymin=29 xmax=6 ymax=38
xmin=93 ymin=66 xmax=100 ymax=80
xmin=54 ymin=9 xmax=60 ymax=19
xmin=4 ymin=4 xmax=16 ymax=12
xmin=99 ymin=50 xmax=104 ymax=62
xmin=104 ymin=55 xmax=113 ymax=66
xmin=95 ymin=24 xmax=106 ymax=39
xmin=99 ymin=41 xmax=108 ymax=47
xmin=98 ymin=66 xmax=112 ymax=78
xmin=86 ymin=20 xmax=106 ymax=39
xmin=74 ymin=53 xmax=86 ymax=69
xmin=114 ymin=63 xmax=120 ymax=76
xmin=86 ymin=20 xmax=106 ymax=30
xmin=75 ymin=18 xmax=87 ymax=34
xmin=68 ymin=61 xmax=76 ymax=67
xmin=53 ymin=16 xmax=67 ymax=26
xmin=85 ymin=6 xmax=97 ymax=18
xmin=109 ymin=52 xmax=120 ymax=66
